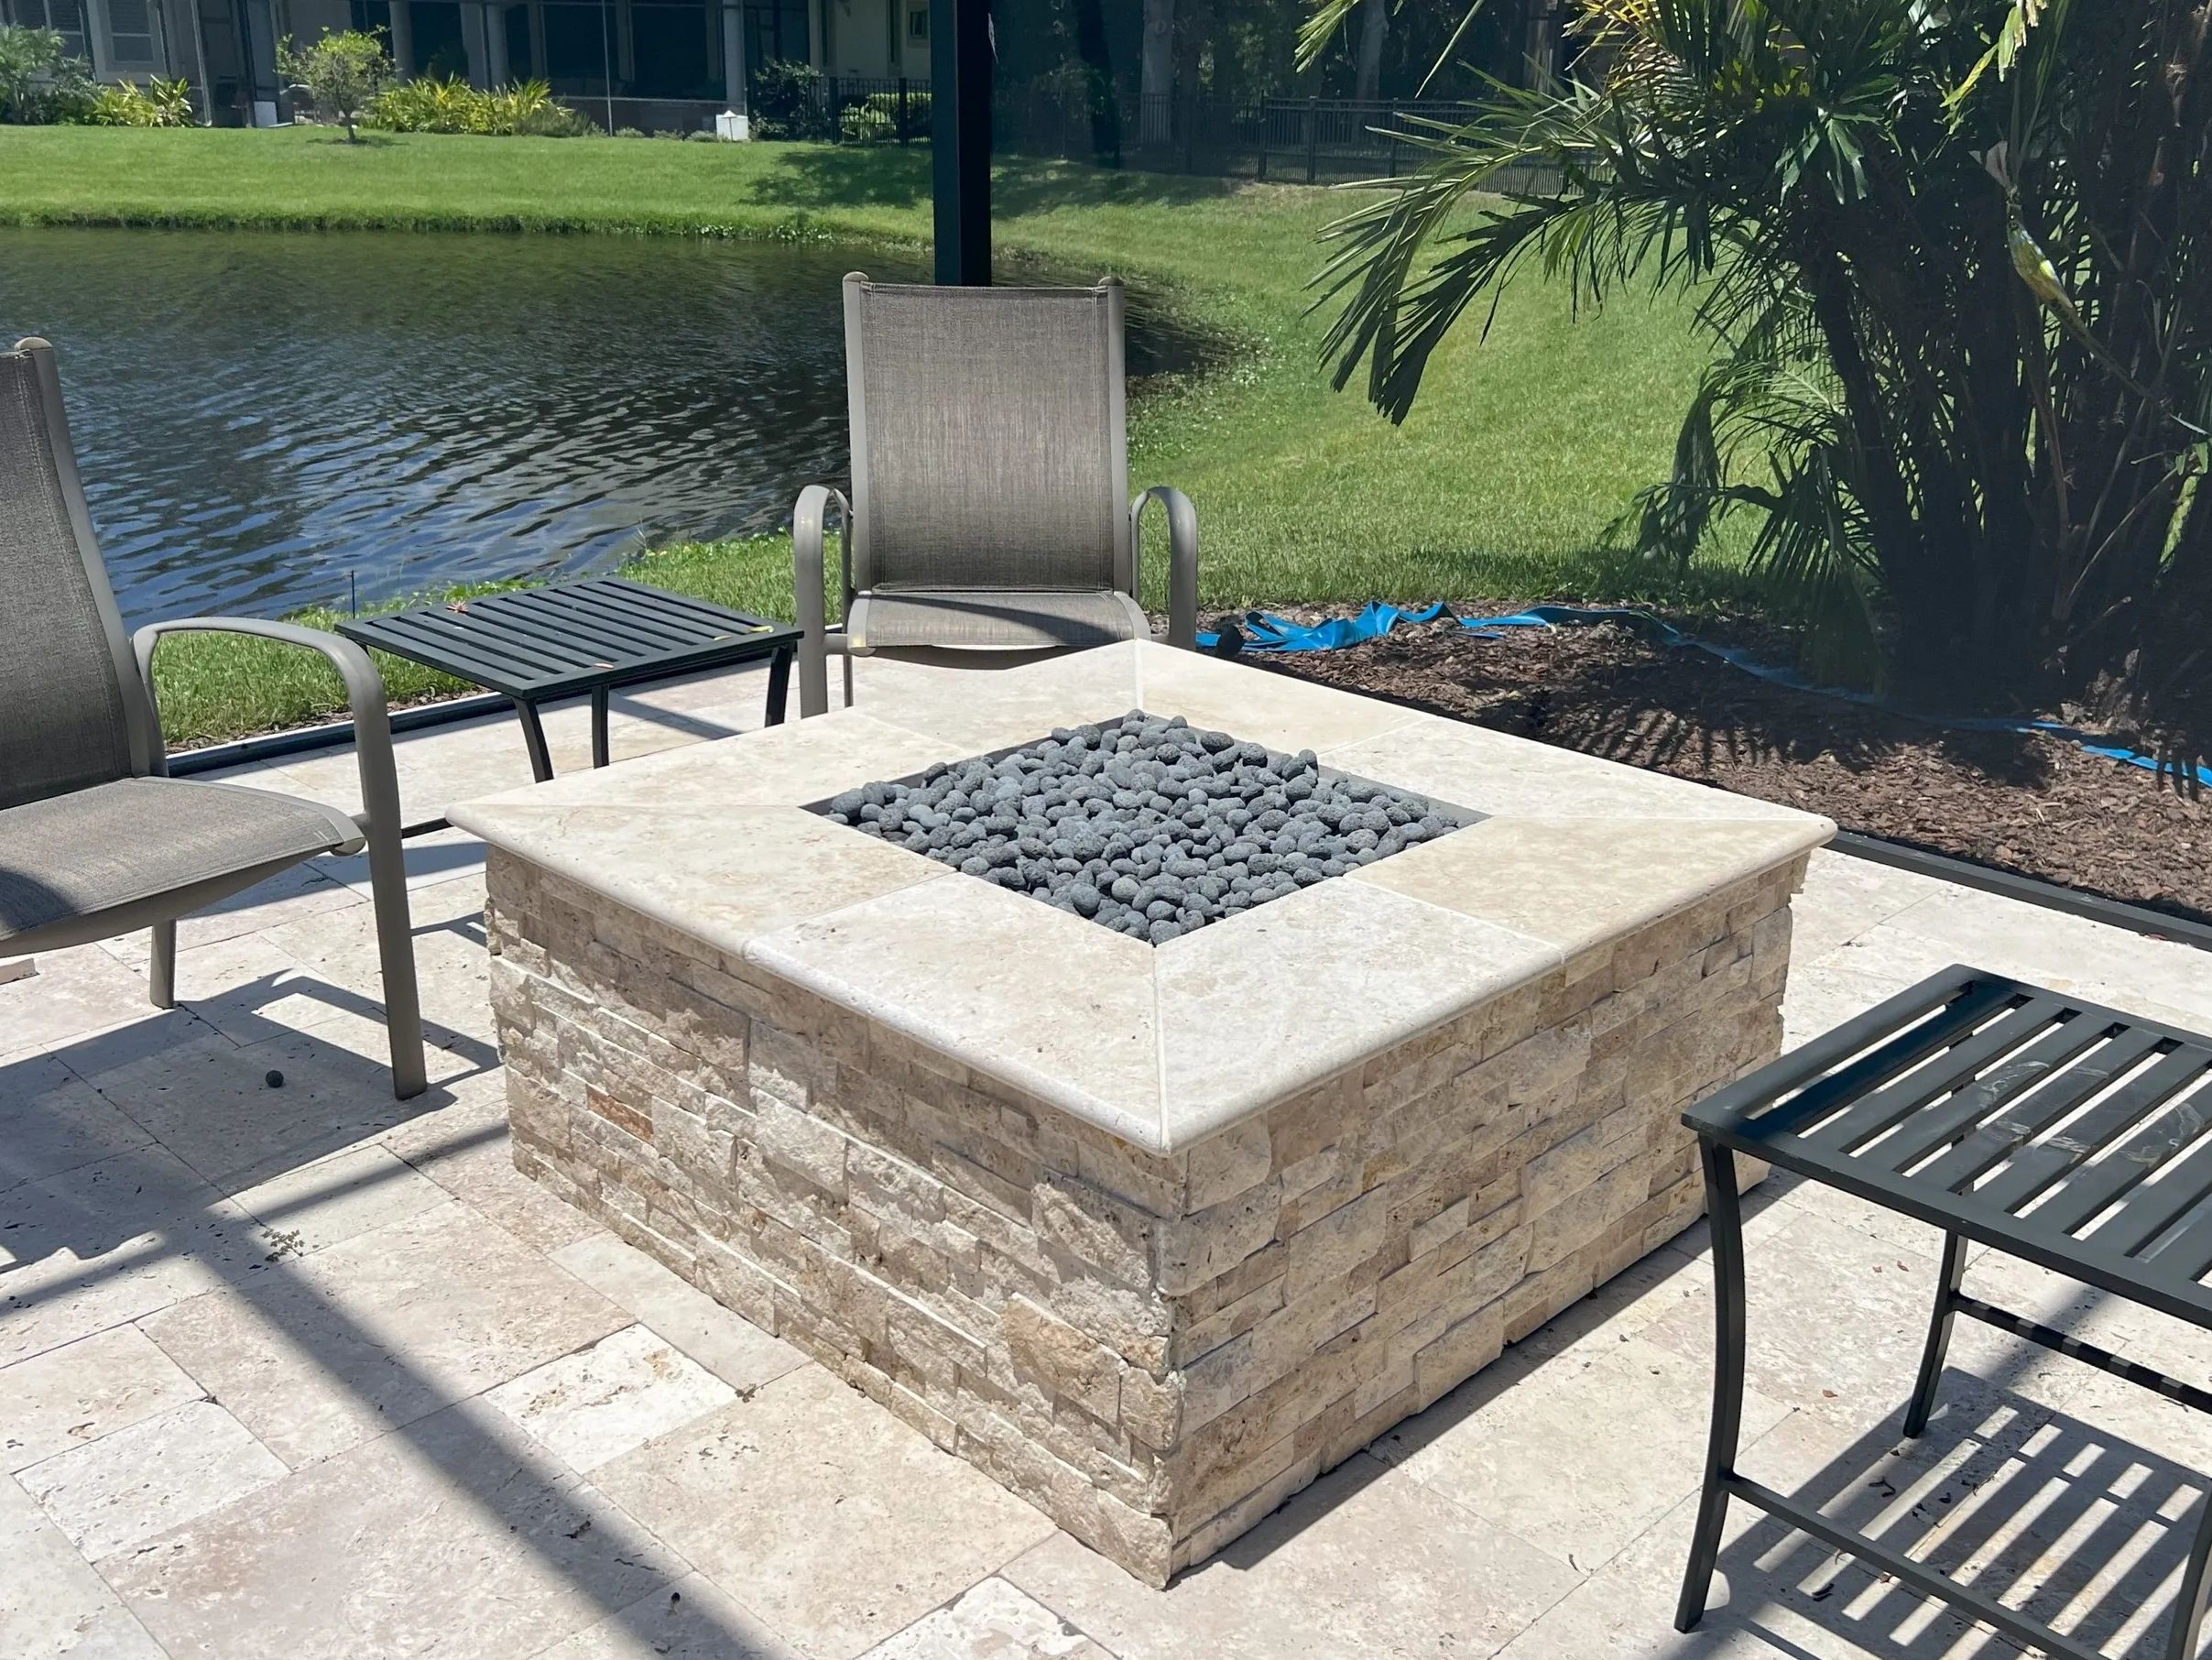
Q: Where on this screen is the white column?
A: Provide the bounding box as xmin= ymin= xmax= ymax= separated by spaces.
xmin=721 ymin=0 xmax=746 ymax=106
xmin=458 ymin=1 xmax=488 ymax=84
xmin=386 ymin=0 xmax=412 ymax=74
xmin=807 ymin=0 xmax=823 ymax=68
xmin=484 ymin=1 xmax=508 ymax=83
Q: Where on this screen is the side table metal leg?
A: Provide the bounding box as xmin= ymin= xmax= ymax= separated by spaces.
xmin=591 ymin=685 xmax=611 ymax=769
xmin=766 ymin=646 xmax=793 ymax=727
xmin=1677 ymin=1139 xmax=1749 ymax=1633
xmin=148 ymin=918 xmax=177 ymax=1009
xmin=1902 ymin=1230 xmax=1968 ymax=1439
xmin=2168 ymin=1488 xmax=2212 ymax=1660
xmin=514 ymin=698 xmax=554 ymax=783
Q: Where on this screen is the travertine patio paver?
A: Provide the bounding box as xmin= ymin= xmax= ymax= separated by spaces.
xmin=137 ymin=1200 xmax=631 ymax=1468
xmin=591 ymin=1364 xmax=1061 ymax=1659
xmin=485 ymin=1322 xmax=738 ymax=1471
xmin=97 ymin=1397 xmax=689 ymax=1660
xmin=0 ymin=1471 xmax=166 ymax=1660
xmin=550 ymin=1231 xmax=809 ymax=1394
xmin=860 ymin=1578 xmax=1115 ymax=1659
xmin=4 ymin=653 xmax=2210 ymax=1659
xmin=16 ymin=1397 xmax=283 ymax=1559
xmin=1001 ymin=1454 xmax=1582 ymax=1659
xmin=0 ymin=1324 xmax=201 ymax=1473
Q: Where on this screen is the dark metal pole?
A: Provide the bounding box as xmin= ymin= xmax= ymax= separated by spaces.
xmin=931 ymin=0 xmax=991 ymax=285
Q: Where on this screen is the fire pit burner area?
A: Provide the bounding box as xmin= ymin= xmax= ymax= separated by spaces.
xmin=816 ymin=712 xmax=1474 ymax=943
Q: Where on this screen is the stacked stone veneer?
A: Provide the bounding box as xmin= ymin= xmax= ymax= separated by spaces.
xmin=485 ymin=848 xmax=1805 ymax=1585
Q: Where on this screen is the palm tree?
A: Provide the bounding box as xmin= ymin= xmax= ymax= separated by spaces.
xmin=1304 ymin=0 xmax=2212 ymax=717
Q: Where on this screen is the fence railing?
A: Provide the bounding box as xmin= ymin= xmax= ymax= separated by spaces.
xmin=750 ymin=74 xmax=932 ymax=144
xmin=561 ymin=75 xmax=1557 ymax=191
xmin=998 ymin=93 xmax=1497 ymax=181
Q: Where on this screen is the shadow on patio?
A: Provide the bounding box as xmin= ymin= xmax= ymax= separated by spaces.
xmin=2 ymin=970 xmax=791 ymax=1656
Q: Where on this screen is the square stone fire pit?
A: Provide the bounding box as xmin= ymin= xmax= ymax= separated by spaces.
xmin=452 ymin=642 xmax=1832 ymax=1585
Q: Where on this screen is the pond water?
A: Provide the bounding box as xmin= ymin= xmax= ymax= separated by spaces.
xmin=0 ymin=228 xmax=1213 ymax=625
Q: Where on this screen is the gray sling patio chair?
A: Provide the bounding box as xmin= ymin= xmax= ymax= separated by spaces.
xmin=0 ymin=338 xmax=425 ymax=1098
xmin=792 ymin=274 xmax=1199 ymax=718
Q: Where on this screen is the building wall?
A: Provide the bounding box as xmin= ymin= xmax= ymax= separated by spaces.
xmin=815 ymin=0 xmax=926 ymax=80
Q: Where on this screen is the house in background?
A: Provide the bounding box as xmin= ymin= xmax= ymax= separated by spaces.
xmin=0 ymin=0 xmax=927 ymax=127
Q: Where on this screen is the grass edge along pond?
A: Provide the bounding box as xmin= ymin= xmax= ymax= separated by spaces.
xmin=0 ymin=126 xmax=1760 ymax=746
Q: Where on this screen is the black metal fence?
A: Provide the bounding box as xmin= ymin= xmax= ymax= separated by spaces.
xmin=558 ymin=74 xmax=1556 ymax=191
xmin=1001 ymin=92 xmax=1500 ymax=182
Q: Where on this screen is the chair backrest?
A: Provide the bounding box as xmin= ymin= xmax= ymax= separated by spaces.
xmin=0 ymin=339 xmax=156 ymax=812
xmin=844 ymin=275 xmax=1132 ymax=596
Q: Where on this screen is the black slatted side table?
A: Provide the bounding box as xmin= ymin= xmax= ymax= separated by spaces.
xmin=338 ymin=578 xmax=801 ymax=783
xmin=1679 ymin=964 xmax=2212 ymax=1660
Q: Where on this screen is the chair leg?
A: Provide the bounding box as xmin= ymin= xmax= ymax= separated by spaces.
xmin=1902 ymin=1230 xmax=1968 ymax=1439
xmin=363 ymin=813 xmax=427 ymax=1100
xmin=148 ymin=918 xmax=177 ymax=1010
xmin=841 ymin=650 xmax=855 ymax=711
xmin=1677 ymin=1139 xmax=1749 ymax=1633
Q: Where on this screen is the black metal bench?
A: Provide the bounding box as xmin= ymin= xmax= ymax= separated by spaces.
xmin=1678 ymin=964 xmax=2212 ymax=1660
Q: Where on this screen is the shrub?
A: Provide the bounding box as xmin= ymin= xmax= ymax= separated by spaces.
xmin=748 ymin=58 xmax=827 ymax=140
xmin=85 ymin=74 xmax=192 ymax=126
xmin=365 ymin=73 xmax=476 ymax=132
xmin=513 ymin=100 xmax=597 ymax=137
xmin=1308 ymin=0 xmax=2212 ymax=718
xmin=0 ymin=24 xmax=94 ymax=124
xmin=366 ymin=74 xmax=593 ymax=137
xmin=278 ymin=28 xmax=389 ymax=141
xmin=837 ymin=88 xmax=928 ymax=144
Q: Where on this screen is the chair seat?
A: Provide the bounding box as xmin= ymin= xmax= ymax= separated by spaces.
xmin=0 ymin=776 xmax=363 ymax=945
xmin=847 ymin=588 xmax=1150 ymax=653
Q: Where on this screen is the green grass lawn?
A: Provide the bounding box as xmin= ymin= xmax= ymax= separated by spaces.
xmin=0 ymin=126 xmax=1745 ymax=745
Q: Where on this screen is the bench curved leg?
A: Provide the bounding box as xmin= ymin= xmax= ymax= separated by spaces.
xmin=2167 ymin=1488 xmax=2212 ymax=1660
xmin=1677 ymin=1138 xmax=1748 ymax=1633
xmin=1902 ymin=1229 xmax=1968 ymax=1439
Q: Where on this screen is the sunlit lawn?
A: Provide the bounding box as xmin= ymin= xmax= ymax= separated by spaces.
xmin=1 ymin=126 xmax=1741 ymax=743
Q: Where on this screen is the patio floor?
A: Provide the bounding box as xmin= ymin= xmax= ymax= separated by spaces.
xmin=8 ymin=657 xmax=2212 ymax=1660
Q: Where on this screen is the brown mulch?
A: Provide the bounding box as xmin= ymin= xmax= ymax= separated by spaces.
xmin=1255 ymin=611 xmax=2212 ymax=928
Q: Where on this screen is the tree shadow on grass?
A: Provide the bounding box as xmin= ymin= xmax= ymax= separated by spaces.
xmin=747 ymin=143 xmax=1262 ymax=219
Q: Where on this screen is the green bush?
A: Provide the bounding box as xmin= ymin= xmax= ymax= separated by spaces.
xmin=365 ymin=73 xmax=478 ymax=132
xmin=85 ymin=74 xmax=192 ymax=126
xmin=365 ymin=74 xmax=593 ymax=137
xmin=277 ymin=28 xmax=388 ymax=141
xmin=513 ymin=101 xmax=597 ymax=136
xmin=837 ymin=88 xmax=928 ymax=144
xmin=748 ymin=58 xmax=827 ymax=140
xmin=0 ymin=24 xmax=94 ymax=124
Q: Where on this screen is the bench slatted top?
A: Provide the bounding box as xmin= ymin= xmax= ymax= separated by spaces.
xmin=1688 ymin=964 xmax=2212 ymax=1329
xmin=336 ymin=578 xmax=801 ymax=700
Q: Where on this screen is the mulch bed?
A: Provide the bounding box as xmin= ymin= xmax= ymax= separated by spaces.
xmin=1255 ymin=611 xmax=2212 ymax=928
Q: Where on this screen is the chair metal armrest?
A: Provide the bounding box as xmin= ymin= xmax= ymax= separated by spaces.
xmin=131 ymin=615 xmax=425 ymax=1098
xmin=794 ymin=485 xmax=851 ymax=717
xmin=1131 ymin=486 xmax=1199 ymax=650
xmin=133 ymin=617 xmax=396 ymax=820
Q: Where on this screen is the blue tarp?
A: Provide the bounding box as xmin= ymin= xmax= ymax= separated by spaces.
xmin=1195 ymin=603 xmax=2212 ymax=790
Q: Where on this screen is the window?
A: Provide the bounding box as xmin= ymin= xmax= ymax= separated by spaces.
xmin=631 ymin=0 xmax=710 ymax=97
xmin=10 ymin=0 xmax=90 ymax=60
xmin=744 ymin=0 xmax=805 ymax=71
xmin=906 ymin=4 xmax=924 ymax=41
xmin=101 ymin=0 xmax=161 ymax=70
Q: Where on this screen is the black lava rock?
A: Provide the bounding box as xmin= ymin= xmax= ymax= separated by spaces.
xmin=821 ymin=712 xmax=1466 ymax=944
